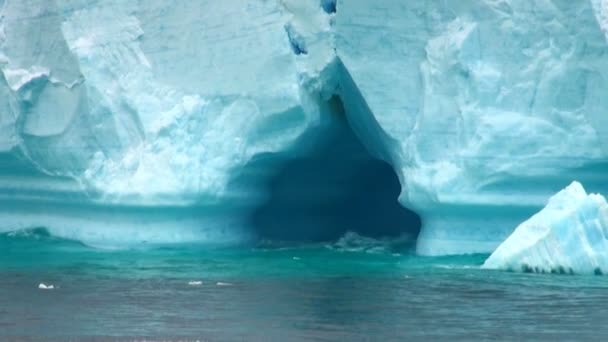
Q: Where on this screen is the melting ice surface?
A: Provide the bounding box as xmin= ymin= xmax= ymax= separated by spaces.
xmin=1 ymin=0 xmax=608 ymax=255
xmin=483 ymin=182 xmax=608 ymax=274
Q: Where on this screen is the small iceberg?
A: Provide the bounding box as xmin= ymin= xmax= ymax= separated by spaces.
xmin=483 ymin=181 xmax=608 ymax=275
xmin=187 ymin=281 xmax=203 ymax=286
xmin=38 ymin=283 xmax=55 ymax=290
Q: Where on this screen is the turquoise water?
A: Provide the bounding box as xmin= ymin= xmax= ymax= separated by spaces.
xmin=2 ymin=230 xmax=608 ymax=341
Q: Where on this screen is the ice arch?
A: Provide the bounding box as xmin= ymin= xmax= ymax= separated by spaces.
xmin=245 ymin=95 xmax=421 ymax=244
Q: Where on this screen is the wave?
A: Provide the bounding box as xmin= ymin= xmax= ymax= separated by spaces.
xmin=0 ymin=227 xmax=90 ymax=255
xmin=0 ymin=227 xmax=81 ymax=245
xmin=1 ymin=227 xmax=53 ymax=239
xmin=0 ymin=225 xmax=418 ymax=259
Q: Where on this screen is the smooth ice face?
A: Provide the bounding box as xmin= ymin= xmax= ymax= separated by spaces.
xmin=483 ymin=182 xmax=608 ymax=274
xmin=1 ymin=0 xmax=608 ymax=252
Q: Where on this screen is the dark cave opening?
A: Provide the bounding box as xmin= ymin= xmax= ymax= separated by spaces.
xmin=246 ymin=95 xmax=421 ymax=246
xmin=320 ymin=0 xmax=337 ymax=14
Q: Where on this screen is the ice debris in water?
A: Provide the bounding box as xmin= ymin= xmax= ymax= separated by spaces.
xmin=38 ymin=283 xmax=55 ymax=290
xmin=188 ymin=281 xmax=203 ymax=286
xmin=216 ymin=282 xmax=233 ymax=287
xmin=483 ymin=181 xmax=608 ymax=275
xmin=328 ymin=231 xmax=410 ymax=254
xmin=330 ymin=232 xmax=388 ymax=253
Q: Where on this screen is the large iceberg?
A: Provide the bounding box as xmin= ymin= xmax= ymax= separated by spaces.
xmin=483 ymin=182 xmax=608 ymax=274
xmin=0 ymin=0 xmax=607 ymax=252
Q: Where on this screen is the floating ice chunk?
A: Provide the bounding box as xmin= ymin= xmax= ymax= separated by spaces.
xmin=216 ymin=282 xmax=233 ymax=287
xmin=38 ymin=283 xmax=55 ymax=290
xmin=328 ymin=231 xmax=401 ymax=254
xmin=187 ymin=281 xmax=203 ymax=286
xmin=483 ymin=182 xmax=608 ymax=274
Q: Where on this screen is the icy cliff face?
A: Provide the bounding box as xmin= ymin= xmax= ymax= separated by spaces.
xmin=335 ymin=0 xmax=608 ymax=254
xmin=1 ymin=0 xmax=328 ymax=201
xmin=483 ymin=182 xmax=608 ymax=274
xmin=1 ymin=0 xmax=607 ymax=253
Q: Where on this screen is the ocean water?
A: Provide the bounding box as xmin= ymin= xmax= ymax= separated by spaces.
xmin=1 ymin=229 xmax=607 ymax=341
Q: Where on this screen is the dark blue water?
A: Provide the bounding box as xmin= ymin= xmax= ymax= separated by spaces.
xmin=1 ymin=230 xmax=607 ymax=341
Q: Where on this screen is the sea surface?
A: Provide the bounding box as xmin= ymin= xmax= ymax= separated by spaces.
xmin=1 ymin=229 xmax=607 ymax=341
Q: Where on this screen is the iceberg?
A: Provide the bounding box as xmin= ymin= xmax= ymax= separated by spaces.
xmin=483 ymin=182 xmax=608 ymax=274
xmin=1 ymin=0 xmax=608 ymax=253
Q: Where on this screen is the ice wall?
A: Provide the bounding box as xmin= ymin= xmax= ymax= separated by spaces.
xmin=335 ymin=0 xmax=608 ymax=254
xmin=0 ymin=0 xmax=334 ymax=245
xmin=1 ymin=0 xmax=607 ymax=253
xmin=1 ymin=0 xmax=329 ymax=203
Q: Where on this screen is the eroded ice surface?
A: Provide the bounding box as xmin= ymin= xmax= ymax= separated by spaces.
xmin=335 ymin=0 xmax=608 ymax=254
xmin=483 ymin=182 xmax=608 ymax=274
xmin=1 ymin=0 xmax=607 ymax=253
